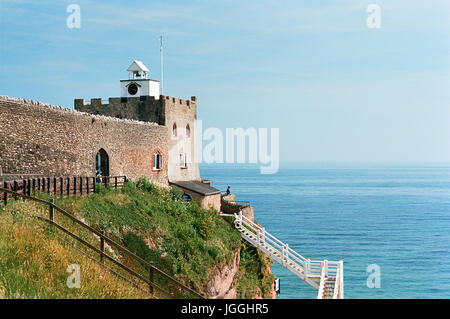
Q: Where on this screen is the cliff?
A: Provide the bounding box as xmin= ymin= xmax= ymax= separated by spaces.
xmin=206 ymin=246 xmax=276 ymax=299
xmin=0 ymin=178 xmax=275 ymax=298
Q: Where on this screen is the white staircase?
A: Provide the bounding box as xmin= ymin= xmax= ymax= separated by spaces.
xmin=234 ymin=211 xmax=344 ymax=299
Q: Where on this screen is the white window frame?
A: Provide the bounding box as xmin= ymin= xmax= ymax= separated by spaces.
xmin=180 ymin=153 xmax=187 ymax=168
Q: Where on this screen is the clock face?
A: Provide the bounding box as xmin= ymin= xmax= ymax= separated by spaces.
xmin=128 ymin=83 xmax=138 ymax=95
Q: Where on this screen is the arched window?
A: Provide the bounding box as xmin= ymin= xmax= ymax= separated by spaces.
xmin=152 ymin=151 xmax=162 ymax=171
xmin=186 ymin=124 xmax=190 ymax=137
xmin=95 ymin=148 xmax=109 ymax=176
xmin=172 ymin=123 xmax=177 ymax=137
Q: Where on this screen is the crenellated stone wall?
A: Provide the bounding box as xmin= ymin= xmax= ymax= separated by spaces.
xmin=74 ymin=95 xmax=200 ymax=182
xmin=74 ymin=96 xmax=165 ymax=125
xmin=0 ymin=96 xmax=168 ymax=184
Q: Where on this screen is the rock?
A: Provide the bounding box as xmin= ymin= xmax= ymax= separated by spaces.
xmin=223 ymin=287 xmax=237 ymax=299
xmin=205 ymin=249 xmax=240 ymax=299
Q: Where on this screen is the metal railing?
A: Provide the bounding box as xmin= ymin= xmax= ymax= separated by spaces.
xmin=0 ymin=187 xmax=204 ymax=299
xmin=234 ymin=210 xmax=343 ymax=299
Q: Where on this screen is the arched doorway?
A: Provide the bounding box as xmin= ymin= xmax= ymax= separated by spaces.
xmin=95 ymin=149 xmax=109 ymax=176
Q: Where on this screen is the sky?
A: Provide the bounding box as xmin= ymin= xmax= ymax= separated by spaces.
xmin=1 ymin=0 xmax=449 ymax=163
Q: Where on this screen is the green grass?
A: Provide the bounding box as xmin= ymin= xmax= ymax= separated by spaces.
xmin=0 ymin=200 xmax=149 ymax=299
xmin=236 ymin=244 xmax=276 ymax=298
xmin=0 ymin=178 xmax=275 ymax=298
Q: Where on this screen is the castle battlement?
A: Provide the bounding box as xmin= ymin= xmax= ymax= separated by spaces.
xmin=74 ymin=95 xmax=196 ymax=109
xmin=0 ymin=95 xmax=161 ymax=128
xmin=162 ymin=95 xmax=197 ymax=106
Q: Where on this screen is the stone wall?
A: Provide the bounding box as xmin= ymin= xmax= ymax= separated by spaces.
xmin=164 ymin=96 xmax=200 ymax=182
xmin=75 ymin=96 xmax=165 ymax=125
xmin=221 ymin=194 xmax=254 ymax=221
xmin=0 ymin=96 xmax=168 ymax=184
xmin=74 ymin=94 xmax=200 ymax=182
xmin=171 ymin=184 xmax=221 ymax=212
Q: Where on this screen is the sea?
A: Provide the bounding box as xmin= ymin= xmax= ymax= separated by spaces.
xmin=200 ymin=162 xmax=450 ymax=299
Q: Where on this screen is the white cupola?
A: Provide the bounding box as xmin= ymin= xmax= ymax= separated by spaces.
xmin=120 ymin=60 xmax=160 ymax=99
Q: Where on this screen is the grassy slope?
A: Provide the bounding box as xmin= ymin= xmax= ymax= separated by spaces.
xmin=0 ymin=200 xmax=148 ymax=298
xmin=0 ymin=178 xmax=275 ymax=298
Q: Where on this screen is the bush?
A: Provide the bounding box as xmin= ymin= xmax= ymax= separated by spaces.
xmin=47 ymin=177 xmax=269 ymax=297
xmin=136 ymin=177 xmax=156 ymax=193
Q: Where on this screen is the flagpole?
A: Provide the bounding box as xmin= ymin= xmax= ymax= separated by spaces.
xmin=160 ymin=35 xmax=164 ymax=95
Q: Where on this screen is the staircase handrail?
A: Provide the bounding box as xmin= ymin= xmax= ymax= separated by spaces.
xmin=333 ymin=260 xmax=344 ymax=299
xmin=237 ymin=212 xmax=308 ymax=262
xmin=234 ymin=210 xmax=344 ymax=299
xmin=317 ymin=261 xmax=327 ymax=299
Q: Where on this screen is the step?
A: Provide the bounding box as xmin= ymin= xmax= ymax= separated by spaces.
xmin=237 ymin=221 xmax=342 ymax=298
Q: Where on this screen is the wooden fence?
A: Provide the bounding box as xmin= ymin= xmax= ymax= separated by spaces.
xmin=1 ymin=176 xmax=127 ymax=204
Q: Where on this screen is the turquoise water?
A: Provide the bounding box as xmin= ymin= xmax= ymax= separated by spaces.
xmin=200 ymin=163 xmax=450 ymax=299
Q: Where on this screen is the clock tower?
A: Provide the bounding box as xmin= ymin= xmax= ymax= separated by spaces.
xmin=120 ymin=60 xmax=160 ymax=99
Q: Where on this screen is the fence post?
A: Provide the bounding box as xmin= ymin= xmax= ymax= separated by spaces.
xmin=239 ymin=210 xmax=243 ymax=228
xmin=22 ymin=179 xmax=26 ymax=196
xmin=60 ymin=177 xmax=63 ymax=196
xmin=47 ymin=177 xmax=50 ymax=194
xmin=149 ymin=267 xmax=154 ymax=294
xmin=324 ymin=259 xmax=328 ymax=277
xmin=38 ymin=178 xmax=41 ymax=192
xmin=285 ymin=243 xmax=289 ymax=265
xmin=49 ymin=199 xmax=54 ymax=222
xmin=115 ymin=177 xmax=118 ymax=189
xmin=66 ymin=177 xmax=70 ymax=196
xmin=42 ymin=178 xmax=46 ymax=193
xmin=257 ymin=229 xmax=260 ymax=247
xmin=27 ymin=179 xmax=31 ymax=196
xmin=339 ymin=260 xmax=344 ymax=299
xmin=53 ymin=177 xmax=56 ymax=195
xmin=93 ymin=177 xmax=96 ymax=193
xmin=79 ymin=177 xmax=83 ymax=195
xmin=100 ymin=230 xmax=105 ymax=263
xmin=306 ymin=259 xmax=311 ymax=276
xmin=13 ymin=181 xmax=18 ymax=200
xmin=86 ymin=177 xmax=89 ymax=194
xmin=3 ymin=181 xmax=7 ymax=206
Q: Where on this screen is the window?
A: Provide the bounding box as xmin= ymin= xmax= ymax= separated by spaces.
xmin=182 ymin=193 xmax=192 ymax=202
xmin=172 ymin=123 xmax=177 ymax=137
xmin=180 ymin=153 xmax=187 ymax=168
xmin=152 ymin=151 xmax=162 ymax=170
xmin=186 ymin=124 xmax=190 ymax=137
